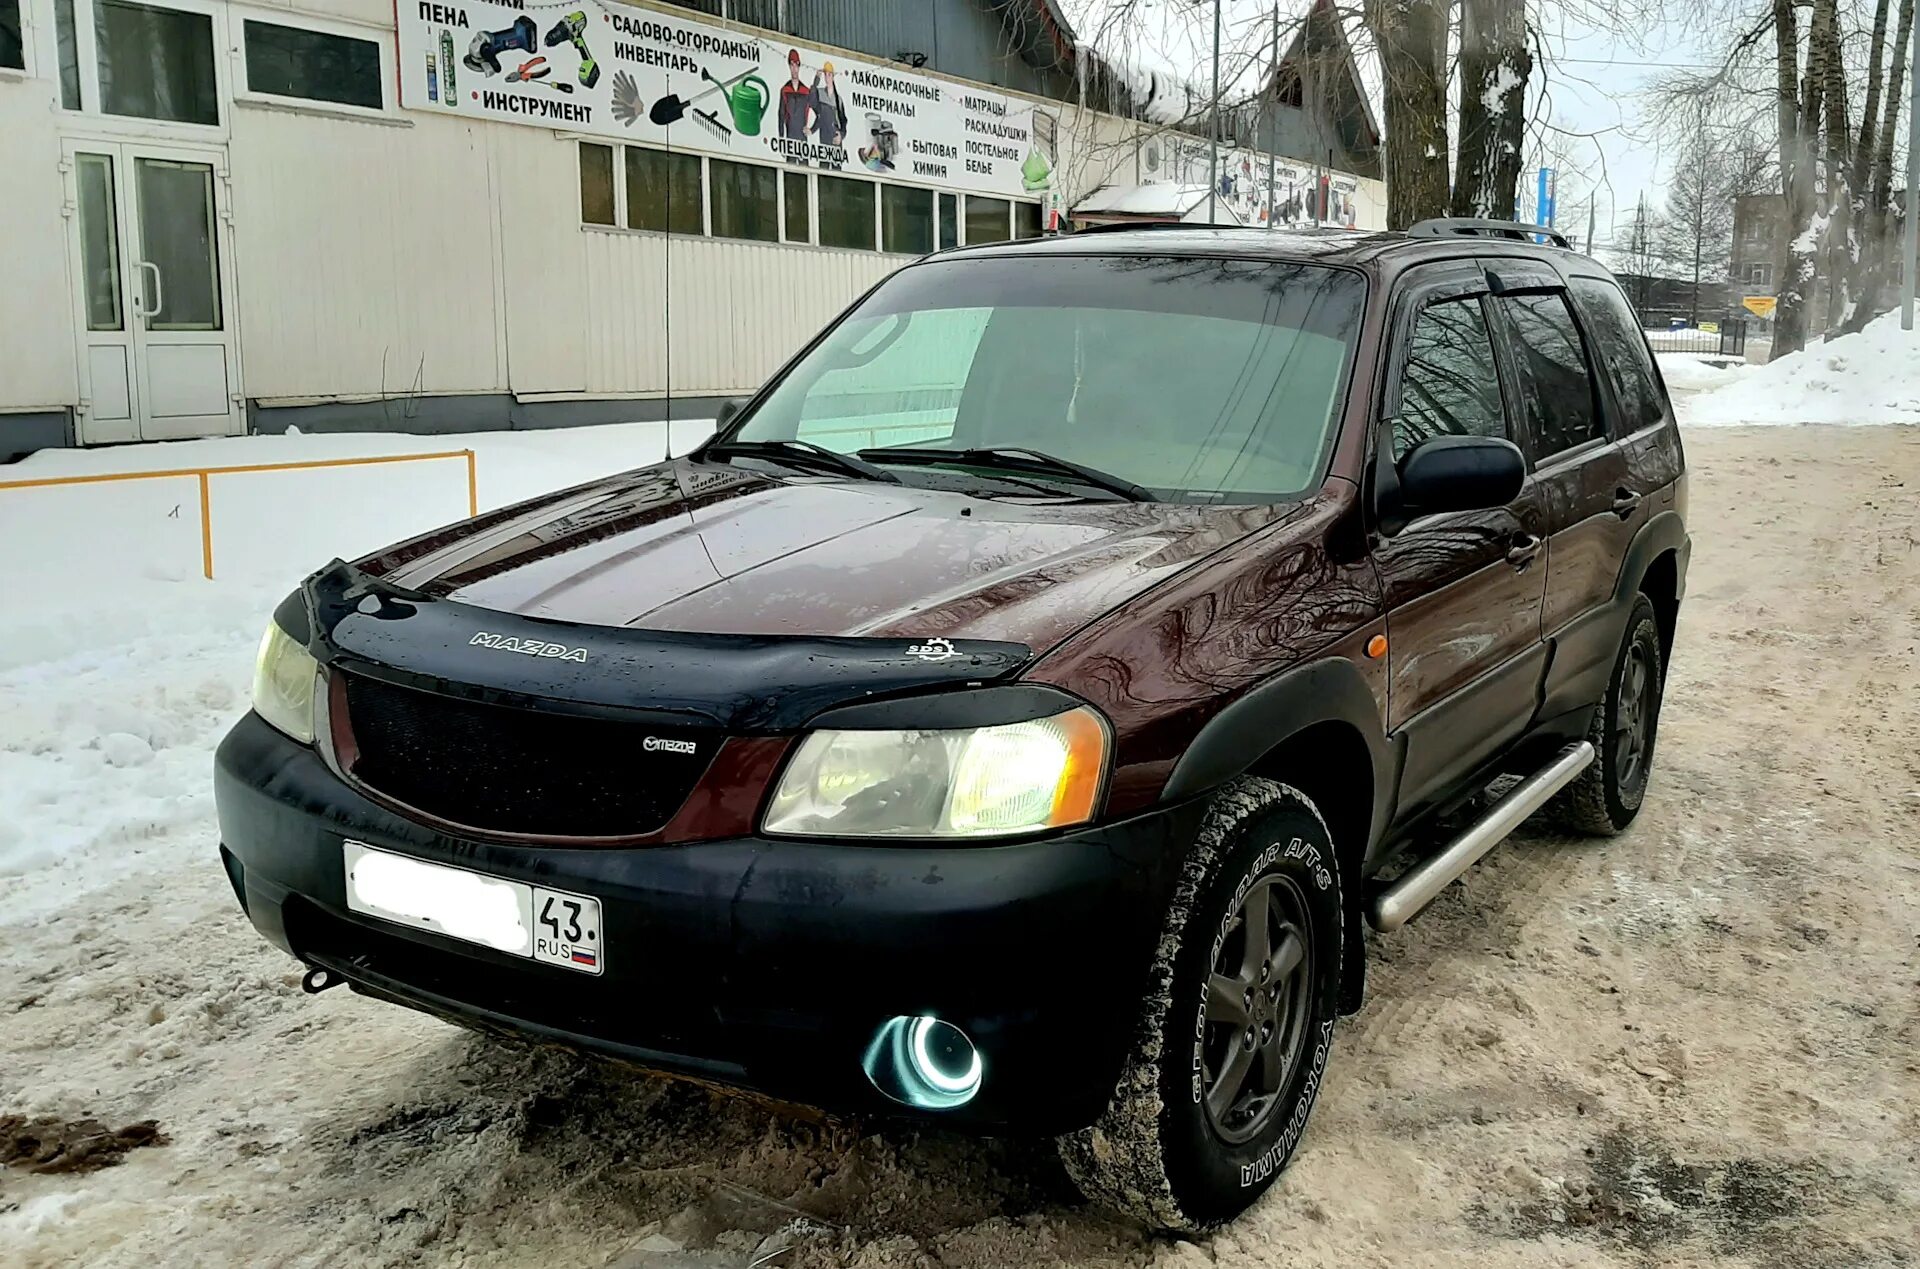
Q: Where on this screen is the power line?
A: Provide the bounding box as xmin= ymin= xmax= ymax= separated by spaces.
xmin=1547 ymin=57 xmax=1729 ymax=70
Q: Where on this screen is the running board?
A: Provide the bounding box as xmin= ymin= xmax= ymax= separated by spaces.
xmin=1367 ymin=741 xmax=1596 ymax=932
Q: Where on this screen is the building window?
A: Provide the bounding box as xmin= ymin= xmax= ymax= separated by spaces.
xmin=1015 ymin=201 xmax=1044 ymax=239
xmin=711 ymin=157 xmax=777 ymax=242
xmin=782 ymin=170 xmax=810 ymax=243
xmin=1747 ymin=262 xmax=1773 ymax=289
xmin=818 ymin=174 xmax=876 ymax=250
xmin=76 ymin=153 xmax=124 ymax=331
xmin=964 ymin=195 xmax=1010 ymax=245
xmin=626 ymin=146 xmax=703 ymax=234
xmin=937 ymin=193 xmax=958 ymax=250
xmin=95 ymin=0 xmax=219 ymax=125
xmin=579 ymin=142 xmax=615 ymax=226
xmin=2 ymin=0 xmax=24 ymax=70
xmin=243 ymin=20 xmax=384 ymax=110
xmin=55 ymin=0 xmax=81 ymax=105
xmin=881 ymin=185 xmax=933 ymax=255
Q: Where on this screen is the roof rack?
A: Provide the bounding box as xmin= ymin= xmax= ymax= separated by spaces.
xmin=1069 ymin=220 xmax=1233 ymax=234
xmin=1406 ymin=217 xmax=1571 ymax=250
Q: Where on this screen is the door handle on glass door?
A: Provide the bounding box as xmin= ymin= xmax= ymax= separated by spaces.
xmin=1611 ymin=488 xmax=1642 ymax=518
xmin=1506 ymin=534 xmax=1541 ymax=568
xmin=137 ymin=261 xmax=163 ymax=320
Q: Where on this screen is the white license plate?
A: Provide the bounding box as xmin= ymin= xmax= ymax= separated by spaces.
xmin=343 ymin=841 xmax=604 ymax=975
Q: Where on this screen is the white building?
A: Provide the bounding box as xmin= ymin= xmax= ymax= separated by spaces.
xmin=0 ymin=0 xmax=1385 ymax=457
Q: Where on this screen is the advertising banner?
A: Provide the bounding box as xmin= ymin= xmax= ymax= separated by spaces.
xmin=1155 ymin=134 xmax=1380 ymax=230
xmin=399 ymin=0 xmax=1058 ymax=202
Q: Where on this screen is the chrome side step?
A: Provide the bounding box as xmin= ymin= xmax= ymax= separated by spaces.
xmin=1367 ymin=741 xmax=1595 ymax=932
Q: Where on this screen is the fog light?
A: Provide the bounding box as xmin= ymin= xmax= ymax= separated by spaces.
xmin=862 ymin=1015 xmax=983 ymax=1110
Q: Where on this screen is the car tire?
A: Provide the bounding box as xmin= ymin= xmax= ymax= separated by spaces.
xmin=1056 ymin=777 xmax=1345 ymax=1232
xmin=1549 ymin=594 xmax=1665 ymax=835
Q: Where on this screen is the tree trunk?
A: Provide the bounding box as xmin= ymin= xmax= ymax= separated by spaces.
xmin=1366 ymin=0 xmax=1451 ymax=228
xmin=1817 ymin=0 xmax=1853 ymax=335
xmin=1772 ymin=0 xmax=1816 ymax=359
xmin=1840 ymin=0 xmax=1915 ymax=334
xmin=1451 ymin=0 xmax=1529 ymax=219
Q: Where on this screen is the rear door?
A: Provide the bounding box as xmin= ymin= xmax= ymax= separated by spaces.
xmin=1374 ymin=261 xmax=1548 ymax=814
xmin=1482 ymin=261 xmax=1628 ymax=723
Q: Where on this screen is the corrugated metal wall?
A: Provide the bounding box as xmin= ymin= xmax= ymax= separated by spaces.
xmin=230 ymin=108 xmax=507 ymax=402
xmin=0 ymin=76 xmax=76 ymax=412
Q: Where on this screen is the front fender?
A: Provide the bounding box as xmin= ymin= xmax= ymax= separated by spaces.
xmin=1160 ymin=657 xmax=1393 ymax=859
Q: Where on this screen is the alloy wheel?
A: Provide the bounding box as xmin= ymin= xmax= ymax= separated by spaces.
xmin=1200 ymin=873 xmax=1314 ymax=1145
xmin=1616 ymin=642 xmax=1654 ymax=789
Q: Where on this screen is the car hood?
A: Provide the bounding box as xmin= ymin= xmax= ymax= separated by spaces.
xmin=367 ymin=459 xmax=1292 ymax=655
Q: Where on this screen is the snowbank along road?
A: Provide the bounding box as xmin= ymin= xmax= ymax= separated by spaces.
xmin=2 ymin=425 xmax=1917 ymax=1268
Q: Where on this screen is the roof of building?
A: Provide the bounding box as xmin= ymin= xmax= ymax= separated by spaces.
xmin=1071 ymin=183 xmax=1248 ymax=223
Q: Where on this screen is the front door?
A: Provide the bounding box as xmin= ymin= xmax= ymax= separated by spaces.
xmin=64 ymin=139 xmax=242 ymax=444
xmin=1373 ymin=262 xmax=1549 ymax=815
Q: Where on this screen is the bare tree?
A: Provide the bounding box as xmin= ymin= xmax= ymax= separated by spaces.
xmin=1363 ymin=0 xmax=1452 ymax=226
xmin=1654 ymin=100 xmax=1771 ymax=322
xmin=1452 ymin=0 xmax=1531 ymax=217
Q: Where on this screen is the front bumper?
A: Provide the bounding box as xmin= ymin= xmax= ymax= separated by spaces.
xmin=214 ymin=712 xmax=1199 ymax=1134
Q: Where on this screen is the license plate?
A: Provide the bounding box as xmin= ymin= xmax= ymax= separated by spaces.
xmin=342 ymin=841 xmax=604 ymax=975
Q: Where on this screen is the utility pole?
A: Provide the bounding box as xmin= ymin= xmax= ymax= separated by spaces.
xmin=1904 ymin=27 xmax=1917 ymax=330
xmin=1207 ymin=0 xmax=1222 ymax=223
xmin=1585 ymin=195 xmax=1596 ymax=255
xmin=1267 ymin=2 xmax=1278 ymax=229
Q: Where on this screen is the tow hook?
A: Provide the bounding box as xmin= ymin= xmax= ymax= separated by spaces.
xmin=301 ymin=966 xmax=344 ymax=995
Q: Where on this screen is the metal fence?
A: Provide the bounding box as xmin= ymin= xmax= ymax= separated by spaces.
xmin=1639 ymin=311 xmax=1750 ymax=358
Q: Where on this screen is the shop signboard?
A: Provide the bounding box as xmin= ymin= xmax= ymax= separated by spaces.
xmin=1155 ymin=133 xmax=1381 ymax=230
xmin=399 ymin=0 xmax=1057 ymax=202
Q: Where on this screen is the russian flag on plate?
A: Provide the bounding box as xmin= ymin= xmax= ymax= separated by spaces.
xmin=571 ymin=949 xmax=597 ymax=967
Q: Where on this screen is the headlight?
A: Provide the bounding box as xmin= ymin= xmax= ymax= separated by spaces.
xmin=252 ymin=622 xmax=319 ymax=744
xmin=763 ymin=707 xmax=1108 ymax=839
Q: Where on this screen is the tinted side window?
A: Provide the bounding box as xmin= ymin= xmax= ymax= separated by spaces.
xmin=1495 ymin=292 xmax=1603 ymax=457
xmin=1570 ymin=277 xmax=1666 ymax=430
xmin=1394 ymin=296 xmax=1506 ymax=461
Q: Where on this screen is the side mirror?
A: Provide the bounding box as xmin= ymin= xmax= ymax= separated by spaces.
xmin=1379 ymin=435 xmax=1525 ymax=533
xmin=715 ymin=397 xmax=748 ymax=430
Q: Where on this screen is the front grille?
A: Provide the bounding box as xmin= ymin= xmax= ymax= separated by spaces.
xmin=339 ymin=671 xmax=719 ymax=838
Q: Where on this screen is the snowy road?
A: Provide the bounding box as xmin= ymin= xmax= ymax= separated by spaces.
xmin=3 ymin=422 xmax=1919 ymax=1268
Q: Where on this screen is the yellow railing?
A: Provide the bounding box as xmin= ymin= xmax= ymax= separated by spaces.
xmin=0 ymin=449 xmax=478 ymax=580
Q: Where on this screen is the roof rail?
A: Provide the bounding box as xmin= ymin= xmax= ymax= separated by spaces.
xmin=1406 ymin=217 xmax=1571 ymax=250
xmin=1069 ymin=219 xmax=1231 ymax=234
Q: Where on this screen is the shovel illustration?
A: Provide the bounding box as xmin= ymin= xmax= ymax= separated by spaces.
xmin=650 ymin=64 xmax=756 ymax=128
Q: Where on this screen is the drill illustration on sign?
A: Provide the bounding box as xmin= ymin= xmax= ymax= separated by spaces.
xmin=545 ymin=11 xmax=600 ymax=89
xmin=463 ymin=15 xmax=536 ymax=76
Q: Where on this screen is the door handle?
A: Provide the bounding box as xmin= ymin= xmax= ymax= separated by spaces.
xmin=1506 ymin=534 xmax=1541 ymax=568
xmin=137 ymin=260 xmax=163 ymax=320
xmin=1611 ymin=487 xmax=1642 ymax=519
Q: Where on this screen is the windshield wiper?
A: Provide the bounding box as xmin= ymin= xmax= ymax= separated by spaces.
xmin=704 ymin=438 xmax=901 ymax=484
xmin=856 ymin=446 xmax=1151 ymax=501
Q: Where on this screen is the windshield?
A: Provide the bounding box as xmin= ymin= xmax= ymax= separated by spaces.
xmin=727 ymin=254 xmax=1367 ymax=502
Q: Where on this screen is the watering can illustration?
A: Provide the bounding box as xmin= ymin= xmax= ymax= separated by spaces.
xmin=726 ymin=73 xmax=770 ymax=135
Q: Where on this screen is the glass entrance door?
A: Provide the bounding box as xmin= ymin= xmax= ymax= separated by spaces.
xmin=66 ymin=140 xmax=242 ymax=443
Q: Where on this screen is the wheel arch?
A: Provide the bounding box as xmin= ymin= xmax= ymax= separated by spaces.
xmin=1161 ymin=657 xmax=1391 ymax=1013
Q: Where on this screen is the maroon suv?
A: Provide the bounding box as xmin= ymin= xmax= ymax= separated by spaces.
xmin=216 ymin=219 xmax=1687 ymax=1230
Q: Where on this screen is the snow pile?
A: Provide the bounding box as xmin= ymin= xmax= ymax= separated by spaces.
xmin=1657 ymin=353 xmax=1747 ymax=394
xmin=1683 ymin=309 xmax=1920 ymax=426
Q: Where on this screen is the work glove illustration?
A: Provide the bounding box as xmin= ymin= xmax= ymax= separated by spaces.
xmin=612 ymin=70 xmax=642 ymax=126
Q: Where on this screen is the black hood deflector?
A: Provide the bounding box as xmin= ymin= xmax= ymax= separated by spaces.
xmin=286 ymin=561 xmax=1032 ymax=733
